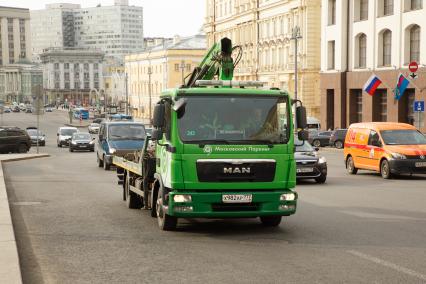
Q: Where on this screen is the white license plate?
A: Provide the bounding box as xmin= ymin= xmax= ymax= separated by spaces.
xmin=222 ymin=194 xmax=252 ymax=203
xmin=415 ymin=162 xmax=426 ymax=167
xmin=297 ymin=167 xmax=314 ymax=173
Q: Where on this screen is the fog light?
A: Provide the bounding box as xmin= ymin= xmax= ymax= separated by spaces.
xmin=173 ymin=194 xmax=192 ymax=203
xmin=279 ymin=204 xmax=296 ymax=211
xmin=174 ymin=206 xmax=193 ymax=212
xmin=280 ymin=193 xmax=296 ymax=201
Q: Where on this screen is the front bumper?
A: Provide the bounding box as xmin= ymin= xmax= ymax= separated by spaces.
xmin=389 ymin=159 xmax=426 ymax=174
xmin=70 ymin=143 xmax=94 ymax=150
xmin=167 ymin=190 xmax=297 ymax=218
xmin=296 ymin=162 xmax=327 ymax=179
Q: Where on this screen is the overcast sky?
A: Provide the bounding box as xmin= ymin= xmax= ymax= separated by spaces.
xmin=0 ymin=0 xmax=206 ymax=37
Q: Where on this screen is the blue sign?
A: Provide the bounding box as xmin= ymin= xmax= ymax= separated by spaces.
xmin=414 ymin=101 xmax=424 ymax=112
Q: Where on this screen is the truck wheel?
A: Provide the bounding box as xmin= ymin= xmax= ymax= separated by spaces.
xmin=97 ymin=154 xmax=103 ymax=167
xmin=260 ymin=216 xmax=282 ymax=227
xmin=346 ymin=156 xmax=358 ymax=174
xmin=380 ymin=159 xmax=392 ymax=179
xmin=18 ymin=144 xmax=28 ymax=153
xmin=156 ymin=188 xmax=177 ymax=231
xmin=103 ymin=155 xmax=110 ymax=170
xmin=312 ymin=140 xmax=321 ymax=147
xmin=126 ymin=176 xmax=142 ymax=209
xmin=150 ymin=187 xmax=158 ymax=217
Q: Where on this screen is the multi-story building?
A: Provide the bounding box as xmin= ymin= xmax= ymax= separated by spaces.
xmin=30 ymin=0 xmax=143 ymax=60
xmin=320 ymin=0 xmax=425 ymax=131
xmin=125 ymin=34 xmax=206 ymax=122
xmin=103 ymin=57 xmax=126 ymax=109
xmin=0 ymin=6 xmax=32 ymax=65
xmin=0 ymin=61 xmax=42 ymax=103
xmin=204 ymin=0 xmax=322 ymax=118
xmin=30 ymin=3 xmax=78 ymax=61
xmin=40 ymin=47 xmax=104 ymax=106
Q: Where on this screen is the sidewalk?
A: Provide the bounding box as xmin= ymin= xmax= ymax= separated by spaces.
xmin=0 ymin=153 xmax=49 ymax=284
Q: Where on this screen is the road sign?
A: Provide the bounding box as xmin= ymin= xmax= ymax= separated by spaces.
xmin=410 ymin=72 xmax=418 ymax=79
xmin=414 ymin=101 xmax=424 ymax=112
xmin=409 ymin=61 xmax=419 ymax=73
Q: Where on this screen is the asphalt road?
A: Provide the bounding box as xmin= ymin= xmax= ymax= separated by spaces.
xmin=3 ymin=111 xmax=426 ymax=284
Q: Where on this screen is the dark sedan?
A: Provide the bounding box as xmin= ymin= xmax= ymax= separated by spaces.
xmin=329 ymin=129 xmax=348 ymax=149
xmin=26 ymin=129 xmax=46 ymax=146
xmin=295 ymin=140 xmax=327 ymax=183
xmin=69 ymin=133 xmax=95 ymax=152
xmin=309 ymin=131 xmax=332 ymax=147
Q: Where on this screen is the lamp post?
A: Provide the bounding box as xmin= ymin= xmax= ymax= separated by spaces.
xmin=148 ymin=66 xmax=152 ymax=124
xmin=179 ymin=60 xmax=186 ymax=85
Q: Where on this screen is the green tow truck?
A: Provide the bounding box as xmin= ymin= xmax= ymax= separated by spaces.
xmin=113 ymin=38 xmax=308 ymax=230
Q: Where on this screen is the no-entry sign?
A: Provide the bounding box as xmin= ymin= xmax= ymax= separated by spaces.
xmin=409 ymin=61 xmax=419 ymax=73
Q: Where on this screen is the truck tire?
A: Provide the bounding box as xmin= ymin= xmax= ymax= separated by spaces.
xmin=97 ymin=154 xmax=103 ymax=167
xmin=346 ymin=156 xmax=358 ymax=174
xmin=260 ymin=216 xmax=282 ymax=227
xmin=126 ymin=175 xmax=142 ymax=209
xmin=103 ymin=155 xmax=110 ymax=170
xmin=156 ymin=187 xmax=177 ymax=231
xmin=150 ymin=186 xmax=158 ymax=217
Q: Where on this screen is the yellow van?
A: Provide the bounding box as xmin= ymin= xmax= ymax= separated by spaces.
xmin=344 ymin=122 xmax=426 ymax=179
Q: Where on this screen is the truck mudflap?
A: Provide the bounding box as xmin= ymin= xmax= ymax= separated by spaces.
xmin=166 ymin=190 xmax=297 ymax=218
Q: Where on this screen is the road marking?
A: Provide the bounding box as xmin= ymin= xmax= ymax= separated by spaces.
xmin=347 ymin=250 xmax=426 ymax=281
xmin=340 ymin=210 xmax=425 ymax=221
xmin=12 ymin=201 xmax=42 ymax=206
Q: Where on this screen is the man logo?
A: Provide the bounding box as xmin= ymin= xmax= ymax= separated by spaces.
xmin=203 ymin=145 xmax=212 ymax=155
xmin=223 ymin=167 xmax=251 ymax=174
xmin=420 ymin=155 xmax=425 ymax=160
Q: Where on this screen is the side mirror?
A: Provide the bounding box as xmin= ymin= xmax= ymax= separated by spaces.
xmin=153 ymin=104 xmax=165 ymax=128
xmin=151 ymin=128 xmax=163 ymax=141
xmin=298 ymin=130 xmax=309 ymax=141
xmin=296 ymin=106 xmax=307 ymax=129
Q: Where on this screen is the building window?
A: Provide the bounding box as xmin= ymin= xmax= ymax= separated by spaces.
xmin=64 ymin=63 xmax=69 ymax=69
xmin=186 ymin=64 xmax=191 ymax=71
xmin=54 ymin=63 xmax=59 ymax=70
xmin=410 ymin=25 xmax=420 ymax=62
xmin=174 ymin=64 xmax=179 ymax=71
xmin=411 ymin=0 xmax=422 ymax=10
xmin=384 ymin=0 xmax=393 ymax=15
xmin=356 ymin=91 xmax=363 ymax=122
xmin=84 ymin=82 xmax=90 ymax=89
xmin=358 ymin=34 xmax=367 ymax=68
xmin=94 ymin=82 xmax=99 ymax=89
xmin=328 ymin=0 xmax=336 ymax=25
xmin=381 ymin=30 xmax=392 ymax=66
xmin=380 ymin=91 xmax=387 ymax=121
xmin=74 ymin=63 xmax=79 ymax=70
xmin=360 ymin=0 xmax=368 ymax=20
xmin=55 ymin=82 xmax=60 ymax=89
xmin=84 ymin=63 xmax=89 ymax=70
xmin=94 ymin=63 xmax=98 ymax=69
xmin=65 ymin=82 xmax=70 ymax=89
xmin=74 ymin=82 xmax=80 ymax=89
xmin=64 ymin=73 xmax=69 ymax=81
xmin=327 ymin=40 xmax=335 ymax=70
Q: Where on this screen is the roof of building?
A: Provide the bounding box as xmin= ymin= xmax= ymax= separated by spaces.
xmin=147 ymin=34 xmax=206 ymax=52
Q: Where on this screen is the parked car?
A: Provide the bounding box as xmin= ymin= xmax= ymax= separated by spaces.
xmin=25 ymin=107 xmax=33 ymax=113
xmin=88 ymin=123 xmax=100 ymax=134
xmin=26 ymin=129 xmax=46 ymax=146
xmin=4 ymin=107 xmax=11 ymax=113
xmin=295 ymin=139 xmax=327 ymax=183
xmin=69 ymin=132 xmax=95 ymax=152
xmin=12 ymin=106 xmax=20 ymax=112
xmin=344 ymin=122 xmax=426 ymax=179
xmin=309 ymin=131 xmax=333 ymax=147
xmin=330 ymin=129 xmax=348 ymax=149
xmin=57 ymin=126 xmax=78 ymax=147
xmin=96 ymin=121 xmax=146 ymax=170
xmin=0 ymin=126 xmax=31 ymax=153
xmin=45 ymin=107 xmax=53 ymax=112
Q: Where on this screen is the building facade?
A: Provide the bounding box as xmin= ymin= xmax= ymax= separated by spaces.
xmin=204 ymin=0 xmax=322 ymax=118
xmin=103 ymin=58 xmax=126 ymax=110
xmin=40 ymin=47 xmax=104 ymax=106
xmin=125 ymin=34 xmax=206 ymax=122
xmin=30 ymin=3 xmax=78 ymax=61
xmin=0 ymin=6 xmax=32 ymax=65
xmin=320 ymin=0 xmax=426 ymax=131
xmin=30 ymin=0 xmax=143 ymax=60
xmin=0 ymin=62 xmax=42 ymax=103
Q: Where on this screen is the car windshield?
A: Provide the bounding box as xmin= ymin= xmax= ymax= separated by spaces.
xmin=27 ymin=129 xmax=42 ymax=136
xmin=108 ymin=124 xmax=145 ymax=140
xmin=61 ymin=129 xmax=77 ymax=136
xmin=380 ymin=130 xmax=426 ymax=145
xmin=73 ymin=133 xmax=91 ymax=140
xmin=177 ymin=95 xmax=289 ymax=144
xmin=295 ymin=139 xmax=314 ymax=152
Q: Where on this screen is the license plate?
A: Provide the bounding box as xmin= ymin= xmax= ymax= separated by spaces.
xmin=415 ymin=162 xmax=426 ymax=167
xmin=297 ymin=167 xmax=314 ymax=173
xmin=222 ymin=194 xmax=252 ymax=203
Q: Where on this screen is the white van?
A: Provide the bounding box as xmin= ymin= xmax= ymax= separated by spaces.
xmin=307 ymin=117 xmax=321 ymax=135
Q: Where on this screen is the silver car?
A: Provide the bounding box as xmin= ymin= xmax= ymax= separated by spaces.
xmin=88 ymin=123 xmax=100 ymax=134
xmin=57 ymin=127 xmax=78 ymax=147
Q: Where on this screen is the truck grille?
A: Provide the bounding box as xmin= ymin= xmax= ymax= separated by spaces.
xmin=196 ymin=159 xmax=276 ymax=182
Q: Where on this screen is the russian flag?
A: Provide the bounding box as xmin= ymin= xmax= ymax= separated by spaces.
xmin=394 ymin=73 xmax=410 ymax=101
xmin=363 ymin=74 xmax=382 ymax=96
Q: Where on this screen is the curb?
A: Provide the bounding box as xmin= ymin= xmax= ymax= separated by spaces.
xmin=0 ymin=154 xmax=50 ymax=284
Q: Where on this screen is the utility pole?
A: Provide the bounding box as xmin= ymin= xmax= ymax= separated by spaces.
xmin=125 ymin=72 xmax=128 ymax=115
xmin=180 ymin=60 xmax=186 ymax=85
xmin=148 ymin=66 xmax=152 ymax=124
xmin=291 ymin=26 xmax=302 ymax=132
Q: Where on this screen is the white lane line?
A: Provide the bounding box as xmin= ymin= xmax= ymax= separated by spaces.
xmin=347 ymin=250 xmax=426 ymax=281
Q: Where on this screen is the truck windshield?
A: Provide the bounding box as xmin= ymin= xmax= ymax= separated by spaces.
xmin=380 ymin=130 xmax=426 ymax=145
xmin=108 ymin=124 xmax=145 ymax=140
xmin=177 ymin=96 xmax=289 ymax=144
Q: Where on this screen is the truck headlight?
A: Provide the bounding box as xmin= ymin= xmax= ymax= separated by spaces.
xmin=109 ymin=148 xmax=116 ymax=154
xmin=173 ymin=194 xmax=192 ymax=203
xmin=391 ymin=153 xmax=406 ymax=160
xmin=318 ymin=156 xmax=327 ymax=164
xmin=280 ymin=193 xmax=296 ymax=201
